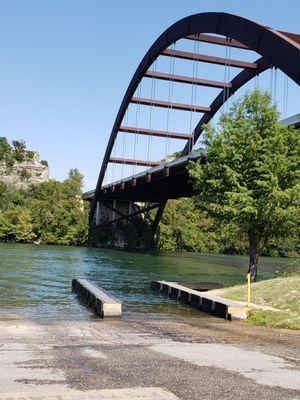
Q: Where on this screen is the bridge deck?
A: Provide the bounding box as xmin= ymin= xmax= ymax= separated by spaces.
xmin=83 ymin=152 xmax=202 ymax=202
xmin=84 ymin=115 xmax=300 ymax=204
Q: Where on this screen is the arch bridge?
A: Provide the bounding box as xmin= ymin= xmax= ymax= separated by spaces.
xmin=84 ymin=12 xmax=300 ymax=246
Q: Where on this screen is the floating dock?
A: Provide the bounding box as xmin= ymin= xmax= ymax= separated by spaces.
xmin=72 ymin=278 xmax=122 ymax=318
xmin=151 ymin=280 xmax=248 ymax=320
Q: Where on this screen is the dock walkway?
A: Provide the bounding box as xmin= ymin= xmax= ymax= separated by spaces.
xmin=152 ymin=280 xmax=248 ymax=320
xmin=72 ymin=278 xmax=122 ymax=318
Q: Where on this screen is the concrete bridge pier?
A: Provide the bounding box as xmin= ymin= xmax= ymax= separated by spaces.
xmin=94 ymin=199 xmax=139 ymax=226
xmin=90 ymin=199 xmax=152 ymax=249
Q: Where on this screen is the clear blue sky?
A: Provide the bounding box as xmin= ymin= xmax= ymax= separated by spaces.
xmin=0 ymin=0 xmax=299 ymax=190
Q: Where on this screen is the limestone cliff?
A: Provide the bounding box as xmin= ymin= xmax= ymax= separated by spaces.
xmin=0 ymin=138 xmax=49 ymax=189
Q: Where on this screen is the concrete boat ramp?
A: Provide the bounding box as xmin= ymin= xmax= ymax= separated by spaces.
xmin=152 ymin=280 xmax=249 ymax=320
xmin=0 ymin=387 xmax=178 ymax=400
xmin=1 ymin=280 xmax=299 ymax=399
xmin=0 ymin=316 xmax=299 ymax=400
xmin=71 ymin=278 xmax=248 ymax=321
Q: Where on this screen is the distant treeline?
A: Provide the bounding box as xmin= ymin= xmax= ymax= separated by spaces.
xmin=0 ymin=169 xmax=88 ymax=246
xmin=155 ymin=198 xmax=299 ymax=257
xmin=0 ymin=176 xmax=299 ymax=256
xmin=0 ymin=169 xmax=300 ymax=256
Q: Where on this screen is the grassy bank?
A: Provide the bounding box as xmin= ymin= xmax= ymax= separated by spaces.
xmin=219 ymin=275 xmax=300 ymax=330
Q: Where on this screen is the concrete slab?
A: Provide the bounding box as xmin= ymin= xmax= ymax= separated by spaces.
xmin=151 ymin=343 xmax=300 ymax=391
xmin=1 ymin=318 xmax=299 ymax=400
xmin=0 ymin=341 xmax=66 ymax=393
xmin=0 ymin=388 xmax=179 ymax=400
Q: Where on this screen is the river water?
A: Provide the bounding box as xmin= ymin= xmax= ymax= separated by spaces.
xmin=0 ymin=243 xmax=295 ymax=320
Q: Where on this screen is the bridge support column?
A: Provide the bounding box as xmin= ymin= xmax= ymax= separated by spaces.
xmin=129 ymin=201 xmax=132 ymax=215
xmin=89 ymin=200 xmax=155 ymax=249
xmin=95 ymin=201 xmax=101 ymax=226
xmin=112 ymin=200 xmax=117 ymax=220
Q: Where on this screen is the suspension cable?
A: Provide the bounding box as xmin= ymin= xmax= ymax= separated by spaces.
xmin=283 ymin=73 xmax=289 ymax=117
xmin=222 ymin=37 xmax=229 ymax=114
xmin=270 ymin=66 xmax=274 ymax=100
xmin=192 ymin=39 xmax=200 ymax=150
xmin=226 ymin=38 xmax=232 ymax=113
xmin=255 ymin=73 xmax=259 ymax=90
xmin=133 ymin=81 xmax=142 ymax=176
xmin=147 ymin=59 xmax=157 ymax=167
xmin=273 ymin=67 xmax=278 ymax=105
xmin=165 ymin=42 xmax=176 ymax=161
xmin=188 ymin=39 xmax=198 ymax=153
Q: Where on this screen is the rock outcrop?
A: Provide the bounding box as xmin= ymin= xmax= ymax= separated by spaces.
xmin=0 ymin=153 xmax=49 ymax=189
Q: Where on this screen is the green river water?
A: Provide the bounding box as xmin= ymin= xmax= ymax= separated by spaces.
xmin=0 ymin=243 xmax=296 ymax=320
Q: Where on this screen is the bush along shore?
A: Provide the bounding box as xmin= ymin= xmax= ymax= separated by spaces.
xmin=0 ymin=168 xmax=89 ymax=246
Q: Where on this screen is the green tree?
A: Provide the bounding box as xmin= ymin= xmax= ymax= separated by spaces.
xmin=189 ymin=90 xmax=300 ymax=281
xmin=0 ymin=206 xmax=36 ymax=242
xmin=27 ymin=174 xmax=88 ymax=245
xmin=0 ymin=168 xmax=88 ymax=246
xmin=19 ymin=168 xmax=31 ymax=181
xmin=64 ymin=168 xmax=84 ymax=197
xmin=14 ymin=150 xmax=25 ymax=162
xmin=156 ymin=198 xmax=218 ymax=253
xmin=12 ymin=140 xmax=26 ymax=152
xmin=0 ymin=137 xmax=11 ymax=162
xmin=26 ymin=150 xmax=35 ymax=159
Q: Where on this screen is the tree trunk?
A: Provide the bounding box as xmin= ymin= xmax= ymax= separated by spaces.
xmin=248 ymin=235 xmax=259 ymax=283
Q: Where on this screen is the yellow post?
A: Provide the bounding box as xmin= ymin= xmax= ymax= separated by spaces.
xmin=247 ymin=273 xmax=251 ymax=307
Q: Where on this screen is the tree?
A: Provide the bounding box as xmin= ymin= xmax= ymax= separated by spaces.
xmin=0 ymin=206 xmax=36 ymax=242
xmin=189 ymin=90 xmax=300 ymax=281
xmin=12 ymin=140 xmax=26 ymax=152
xmin=0 ymin=168 xmax=89 ymax=246
xmin=27 ymin=173 xmax=88 ymax=245
xmin=0 ymin=137 xmax=11 ymax=161
xmin=64 ymin=168 xmax=84 ymax=197
xmin=156 ymin=198 xmax=218 ymax=252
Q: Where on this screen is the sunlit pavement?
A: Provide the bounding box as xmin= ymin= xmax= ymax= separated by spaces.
xmin=0 ymin=388 xmax=179 ymax=400
xmin=0 ymin=316 xmax=299 ymax=400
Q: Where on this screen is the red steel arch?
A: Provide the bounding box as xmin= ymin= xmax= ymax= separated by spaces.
xmin=91 ymin=12 xmax=300 ymax=220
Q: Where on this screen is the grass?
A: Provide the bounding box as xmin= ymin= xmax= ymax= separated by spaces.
xmin=219 ymin=275 xmax=300 ymax=330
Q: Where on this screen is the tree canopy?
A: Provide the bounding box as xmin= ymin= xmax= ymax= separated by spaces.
xmin=0 ymin=168 xmax=88 ymax=245
xmin=189 ymin=90 xmax=300 ymax=281
xmin=0 ymin=137 xmax=39 ymax=165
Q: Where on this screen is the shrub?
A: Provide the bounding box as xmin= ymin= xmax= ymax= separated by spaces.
xmin=14 ymin=150 xmax=25 ymax=162
xmin=19 ymin=169 xmax=31 ymax=181
xmin=12 ymin=140 xmax=26 ymax=152
xmin=26 ymin=150 xmax=35 ymax=159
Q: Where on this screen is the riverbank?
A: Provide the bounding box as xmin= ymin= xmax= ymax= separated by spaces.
xmin=217 ymin=275 xmax=300 ymax=329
